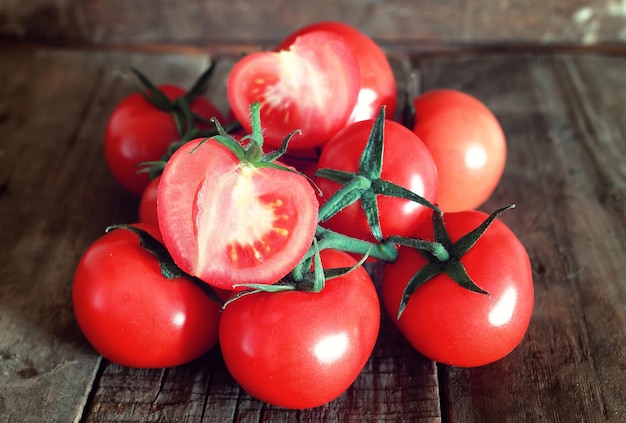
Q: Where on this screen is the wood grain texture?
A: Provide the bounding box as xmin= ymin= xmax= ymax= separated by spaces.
xmin=1 ymin=0 xmax=626 ymax=47
xmin=0 ymin=47 xmax=214 ymax=423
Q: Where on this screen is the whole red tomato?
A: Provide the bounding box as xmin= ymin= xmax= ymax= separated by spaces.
xmin=105 ymin=85 xmax=224 ymax=195
xmin=72 ymin=223 xmax=221 ymax=368
xmin=316 ymin=117 xmax=438 ymax=243
xmin=138 ymin=175 xmax=160 ymax=226
xmin=219 ymin=249 xmax=380 ymax=409
xmin=277 ymin=21 xmax=397 ymax=124
xmin=227 ymin=30 xmax=360 ymax=153
xmin=382 ymin=210 xmax=534 ymax=367
xmin=412 ymin=89 xmax=506 ymax=212
xmin=157 ymin=137 xmax=319 ymax=290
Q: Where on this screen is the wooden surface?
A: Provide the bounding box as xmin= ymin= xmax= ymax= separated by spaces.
xmin=0 ymin=43 xmax=625 ymax=422
xmin=2 ymin=0 xmax=626 ymax=48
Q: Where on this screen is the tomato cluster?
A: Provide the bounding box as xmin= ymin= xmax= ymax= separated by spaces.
xmin=74 ymin=21 xmax=534 ymax=410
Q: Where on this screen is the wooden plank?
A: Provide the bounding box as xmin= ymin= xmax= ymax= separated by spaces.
xmin=0 ymin=47 xmax=107 ymax=423
xmin=416 ymin=53 xmax=626 ymax=422
xmin=0 ymin=47 xmax=215 ymax=423
xmin=1 ymin=0 xmax=626 ymax=47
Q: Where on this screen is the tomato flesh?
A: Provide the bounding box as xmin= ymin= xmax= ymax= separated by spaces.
xmin=278 ymin=21 xmax=397 ymax=123
xmin=157 ymin=138 xmax=318 ymax=290
xmin=228 ymin=30 xmax=360 ymax=152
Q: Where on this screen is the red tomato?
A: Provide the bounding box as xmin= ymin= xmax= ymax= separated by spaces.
xmin=316 ymin=118 xmax=438 ymax=242
xmin=227 ymin=30 xmax=360 ymax=153
xmin=279 ymin=154 xmax=319 ymax=181
xmin=381 ymin=210 xmax=534 ymax=367
xmin=157 ymin=137 xmax=319 ymax=290
xmin=278 ymin=21 xmax=397 ymax=123
xmin=72 ymin=223 xmax=221 ymax=368
xmin=138 ymin=175 xmax=160 ymax=226
xmin=412 ymin=89 xmax=506 ymax=212
xmin=105 ymin=85 xmax=224 ymax=195
xmin=219 ymin=249 xmax=380 ymax=409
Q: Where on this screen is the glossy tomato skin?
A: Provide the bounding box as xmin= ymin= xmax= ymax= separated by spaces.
xmin=382 ymin=210 xmax=534 ymax=367
xmin=72 ymin=223 xmax=221 ymax=368
xmin=278 ymin=21 xmax=397 ymax=124
xmin=105 ymin=85 xmax=224 ymax=195
xmin=138 ymin=175 xmax=160 ymax=226
xmin=157 ymin=138 xmax=319 ymax=290
xmin=219 ymin=250 xmax=380 ymax=409
xmin=227 ymin=30 xmax=360 ymax=153
xmin=316 ymin=118 xmax=438 ymax=242
xmin=412 ymin=89 xmax=506 ymax=212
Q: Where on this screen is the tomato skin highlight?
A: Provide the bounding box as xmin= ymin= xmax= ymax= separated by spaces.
xmin=157 ymin=138 xmax=319 ymax=290
xmin=72 ymin=223 xmax=221 ymax=368
xmin=278 ymin=21 xmax=397 ymax=124
xmin=316 ymin=118 xmax=439 ymax=242
xmin=104 ymin=85 xmax=224 ymax=196
xmin=227 ymin=30 xmax=360 ymax=152
xmin=219 ymin=250 xmax=380 ymax=409
xmin=412 ymin=89 xmax=506 ymax=212
xmin=381 ymin=210 xmax=534 ymax=367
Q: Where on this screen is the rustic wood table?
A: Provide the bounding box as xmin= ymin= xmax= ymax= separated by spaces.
xmin=0 ymin=43 xmax=625 ymax=422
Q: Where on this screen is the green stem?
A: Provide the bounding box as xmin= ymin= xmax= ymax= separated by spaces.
xmin=386 ymin=235 xmax=450 ymax=262
xmin=306 ymin=226 xmax=398 ymax=263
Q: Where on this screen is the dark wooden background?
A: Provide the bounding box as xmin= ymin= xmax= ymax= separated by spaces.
xmin=3 ymin=0 xmax=626 ymax=49
xmin=1 ymin=2 xmax=625 ymax=422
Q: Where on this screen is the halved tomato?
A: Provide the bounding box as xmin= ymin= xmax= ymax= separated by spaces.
xmin=227 ymin=30 xmax=360 ymax=153
xmin=277 ymin=21 xmax=397 ymax=124
xmin=157 ymin=137 xmax=319 ymax=290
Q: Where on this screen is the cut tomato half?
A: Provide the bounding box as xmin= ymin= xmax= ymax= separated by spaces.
xmin=157 ymin=138 xmax=319 ymax=290
xmin=227 ymin=30 xmax=360 ymax=152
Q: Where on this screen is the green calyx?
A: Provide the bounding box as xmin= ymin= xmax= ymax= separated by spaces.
xmin=122 ymin=65 xmax=216 ymax=138
xmin=124 ymin=65 xmax=245 ymax=179
xmin=106 ymin=224 xmax=224 ymax=306
xmin=194 ymin=102 xmax=302 ymax=176
xmin=392 ymin=204 xmax=516 ymax=319
xmin=315 ymin=106 xmax=440 ymax=242
xmin=138 ymin=118 xmax=242 ymax=180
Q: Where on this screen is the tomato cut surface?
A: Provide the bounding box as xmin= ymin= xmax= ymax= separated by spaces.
xmin=157 ymin=138 xmax=318 ymax=290
xmin=227 ymin=30 xmax=360 ymax=152
xmin=278 ymin=21 xmax=397 ymax=123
